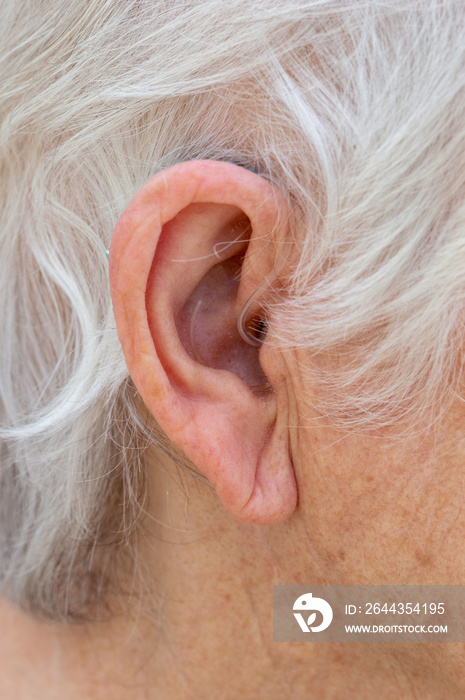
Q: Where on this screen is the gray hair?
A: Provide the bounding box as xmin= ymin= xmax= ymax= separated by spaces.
xmin=1 ymin=0 xmax=464 ymax=620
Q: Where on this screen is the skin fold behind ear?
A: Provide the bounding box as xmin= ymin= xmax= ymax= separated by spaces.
xmin=109 ymin=160 xmax=297 ymax=524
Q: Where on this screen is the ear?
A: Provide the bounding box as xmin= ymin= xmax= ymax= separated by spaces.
xmin=109 ymin=160 xmax=297 ymax=524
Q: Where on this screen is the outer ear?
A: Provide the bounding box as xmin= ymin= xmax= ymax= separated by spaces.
xmin=109 ymin=160 xmax=297 ymax=524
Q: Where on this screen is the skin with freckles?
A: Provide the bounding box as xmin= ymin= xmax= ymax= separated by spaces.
xmin=2 ymin=400 xmax=465 ymax=700
xmin=1 ymin=160 xmax=465 ymax=699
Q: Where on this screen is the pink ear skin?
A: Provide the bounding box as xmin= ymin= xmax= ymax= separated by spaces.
xmin=109 ymin=160 xmax=297 ymax=524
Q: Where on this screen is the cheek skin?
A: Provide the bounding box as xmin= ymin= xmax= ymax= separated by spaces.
xmin=284 ymin=348 xmax=465 ymax=585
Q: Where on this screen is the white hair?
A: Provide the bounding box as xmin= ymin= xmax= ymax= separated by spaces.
xmin=0 ymin=0 xmax=464 ymax=620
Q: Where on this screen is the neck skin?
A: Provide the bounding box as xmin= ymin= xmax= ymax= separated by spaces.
xmin=3 ymin=371 xmax=465 ymax=698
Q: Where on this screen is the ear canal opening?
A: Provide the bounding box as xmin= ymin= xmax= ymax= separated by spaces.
xmin=243 ymin=316 xmax=268 ymax=346
xmin=237 ymin=293 xmax=268 ymax=348
xmin=237 ymin=273 xmax=272 ymax=347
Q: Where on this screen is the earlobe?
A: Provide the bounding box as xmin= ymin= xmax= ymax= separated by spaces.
xmin=109 ymin=161 xmax=297 ymax=524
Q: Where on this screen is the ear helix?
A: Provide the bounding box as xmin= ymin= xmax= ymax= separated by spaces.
xmin=106 ymin=216 xmax=269 ymax=363
xmin=105 ymin=163 xmax=260 ymax=262
xmin=106 ymin=161 xmax=271 ymax=376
